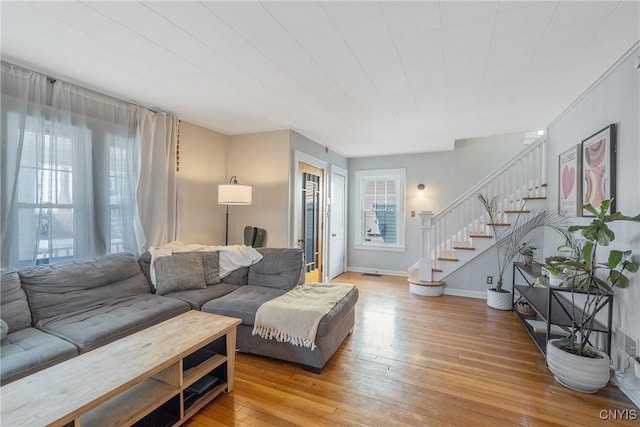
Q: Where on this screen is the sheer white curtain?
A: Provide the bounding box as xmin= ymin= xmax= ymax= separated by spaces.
xmin=134 ymin=109 xmax=178 ymax=251
xmin=1 ymin=63 xmax=167 ymax=268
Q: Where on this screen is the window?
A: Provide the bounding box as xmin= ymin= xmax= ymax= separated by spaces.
xmin=6 ymin=111 xmax=137 ymax=267
xmin=355 ymin=168 xmax=406 ymax=251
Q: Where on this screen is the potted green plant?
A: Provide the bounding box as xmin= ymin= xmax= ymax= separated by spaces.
xmin=546 ymin=200 xmax=640 ymax=393
xmin=518 ymin=243 xmax=536 ymax=267
xmin=544 ymin=249 xmax=575 ymax=286
xmin=477 ymin=194 xmax=569 ymax=310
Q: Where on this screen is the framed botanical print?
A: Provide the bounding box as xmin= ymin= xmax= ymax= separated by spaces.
xmin=581 ymin=124 xmax=616 ymax=215
xmin=558 ymin=145 xmax=581 ymax=217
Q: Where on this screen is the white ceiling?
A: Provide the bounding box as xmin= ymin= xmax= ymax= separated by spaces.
xmin=1 ymin=1 xmax=638 ymax=158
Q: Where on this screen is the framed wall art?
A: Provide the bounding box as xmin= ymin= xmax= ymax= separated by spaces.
xmin=581 ymin=124 xmax=616 ymax=216
xmin=558 ymin=145 xmax=581 ymax=217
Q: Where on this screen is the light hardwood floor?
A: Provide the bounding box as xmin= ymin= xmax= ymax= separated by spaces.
xmin=186 ymin=272 xmax=638 ymax=427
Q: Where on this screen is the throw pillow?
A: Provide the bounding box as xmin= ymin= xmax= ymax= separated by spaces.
xmin=172 ymin=251 xmax=220 ymax=285
xmin=155 ymin=253 xmax=206 ymax=295
xmin=199 ymin=251 xmax=220 ymax=285
xmin=0 ymin=319 xmax=8 ymax=340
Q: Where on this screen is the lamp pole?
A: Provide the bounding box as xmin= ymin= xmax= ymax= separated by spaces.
xmin=225 ymin=204 xmax=230 ymax=245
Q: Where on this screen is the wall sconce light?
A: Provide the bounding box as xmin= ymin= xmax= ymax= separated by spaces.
xmin=417 ymin=183 xmax=425 ymax=196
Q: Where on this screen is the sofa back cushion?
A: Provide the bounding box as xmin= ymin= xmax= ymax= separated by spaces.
xmin=248 ymin=248 xmax=304 ymax=290
xmin=221 ymin=266 xmax=249 ymax=285
xmin=19 ymin=253 xmax=150 ymax=323
xmin=1 ymin=269 xmax=32 ymax=332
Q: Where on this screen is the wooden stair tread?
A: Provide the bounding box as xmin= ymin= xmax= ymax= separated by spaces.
xmin=437 ymin=257 xmax=458 ymax=262
xmin=469 ymin=234 xmax=492 ymax=238
xmin=453 ymin=246 xmax=475 ymax=250
xmin=523 ymin=196 xmax=546 ymax=200
xmin=431 ymin=268 xmax=443 ymax=273
xmin=487 ymin=223 xmax=511 ymax=226
xmin=408 ymin=270 xmax=445 ymax=286
xmin=504 ymin=210 xmax=530 ymax=213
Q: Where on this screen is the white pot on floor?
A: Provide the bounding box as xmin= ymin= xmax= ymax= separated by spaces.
xmin=546 ymin=339 xmax=610 ymax=393
xmin=486 ymin=288 xmax=512 ymax=310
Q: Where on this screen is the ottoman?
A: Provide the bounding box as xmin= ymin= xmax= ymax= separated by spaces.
xmin=202 ymin=284 xmax=358 ymax=373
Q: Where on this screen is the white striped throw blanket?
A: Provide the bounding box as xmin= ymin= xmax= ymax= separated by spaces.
xmin=252 ymin=282 xmax=355 ymax=350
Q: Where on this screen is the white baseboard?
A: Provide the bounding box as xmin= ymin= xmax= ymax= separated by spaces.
xmin=347 ymin=267 xmax=408 ymax=277
xmin=443 ymin=288 xmax=487 ymax=299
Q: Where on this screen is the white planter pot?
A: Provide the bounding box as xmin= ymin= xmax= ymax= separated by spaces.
xmin=546 ymin=339 xmax=610 ymax=393
xmin=486 ymin=288 xmax=512 ymax=310
xmin=548 ymin=273 xmax=566 ymax=287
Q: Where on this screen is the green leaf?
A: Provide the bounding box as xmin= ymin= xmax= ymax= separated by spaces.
xmin=610 ymin=271 xmax=629 ymax=288
xmin=599 ymin=200 xmax=612 ymax=217
xmin=608 ymin=250 xmax=623 ymax=268
xmin=625 ymin=262 xmax=639 ymax=273
xmin=582 ymin=242 xmax=594 ymax=269
xmin=604 ymin=213 xmax=640 ymax=223
xmin=582 ymin=203 xmax=599 ymax=216
xmin=595 ymin=226 xmax=615 ymax=246
xmin=563 ymin=258 xmax=587 ymax=272
xmin=593 ymin=276 xmax=614 ymax=293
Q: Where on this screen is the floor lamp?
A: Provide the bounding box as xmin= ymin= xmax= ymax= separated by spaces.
xmin=218 ymin=176 xmax=252 ymax=245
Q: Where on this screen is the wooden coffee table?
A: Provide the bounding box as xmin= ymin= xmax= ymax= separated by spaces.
xmin=1 ymin=310 xmax=241 ymax=427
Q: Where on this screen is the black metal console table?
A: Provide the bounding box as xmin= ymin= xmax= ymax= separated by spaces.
xmin=512 ymin=262 xmax=613 ymax=356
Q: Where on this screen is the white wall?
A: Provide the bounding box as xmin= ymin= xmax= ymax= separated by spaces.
xmin=543 ymin=45 xmax=640 ymax=402
xmin=176 ymin=127 xmax=349 ymax=250
xmin=347 ymin=133 xmax=530 ymax=275
xmin=289 ymin=130 xmax=348 ymax=171
xmin=176 ymin=121 xmax=228 ymax=245
xmin=227 ymin=130 xmax=291 ymax=247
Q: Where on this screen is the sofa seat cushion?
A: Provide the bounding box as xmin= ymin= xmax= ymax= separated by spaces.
xmin=164 ymin=283 xmax=240 ymax=310
xmin=1 ymin=327 xmax=78 ymax=384
xmin=36 ymin=294 xmax=190 ymax=352
xmin=201 ymin=285 xmax=287 ymax=326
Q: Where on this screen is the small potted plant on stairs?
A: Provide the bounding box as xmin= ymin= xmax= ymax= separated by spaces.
xmin=546 ymin=200 xmax=640 ymax=393
xmin=478 ymin=194 xmax=569 ymax=310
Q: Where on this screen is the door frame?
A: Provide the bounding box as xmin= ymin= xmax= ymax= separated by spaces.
xmin=292 ymin=151 xmax=328 ymax=282
xmin=328 ymin=164 xmax=348 ymax=280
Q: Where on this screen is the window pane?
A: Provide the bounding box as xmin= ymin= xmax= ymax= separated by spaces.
xmin=357 ymin=170 xmax=404 ymax=247
xmin=18 ymin=207 xmax=74 ymax=265
xmin=110 ymin=208 xmax=124 ymax=253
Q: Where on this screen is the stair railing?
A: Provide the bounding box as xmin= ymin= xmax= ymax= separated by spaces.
xmin=427 ymin=136 xmax=547 ymax=271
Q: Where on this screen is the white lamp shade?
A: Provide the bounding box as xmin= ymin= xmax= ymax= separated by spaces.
xmin=218 ymin=184 xmax=252 ymax=205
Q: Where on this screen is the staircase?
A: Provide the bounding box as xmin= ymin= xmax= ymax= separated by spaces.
xmin=408 ymin=136 xmax=548 ymax=294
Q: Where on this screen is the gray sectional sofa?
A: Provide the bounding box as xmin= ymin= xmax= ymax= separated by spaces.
xmin=1 ymin=247 xmax=357 ymax=385
xmin=0 ymin=252 xmax=190 ymax=384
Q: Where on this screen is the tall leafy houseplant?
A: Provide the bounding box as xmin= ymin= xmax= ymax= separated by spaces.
xmin=478 ymin=194 xmax=568 ymax=309
xmin=554 ymin=200 xmax=639 ymax=355
xmin=546 ymin=200 xmax=640 ymax=393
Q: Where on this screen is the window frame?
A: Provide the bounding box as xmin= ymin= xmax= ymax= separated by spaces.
xmin=354 ymin=168 xmax=406 ymax=252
